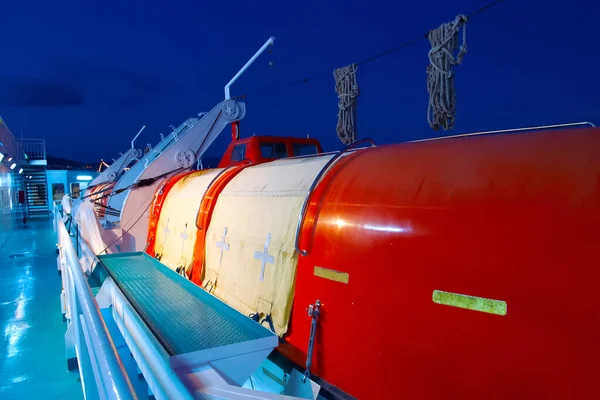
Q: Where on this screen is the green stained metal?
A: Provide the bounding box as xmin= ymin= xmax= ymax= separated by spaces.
xmin=432 ymin=290 xmax=507 ymax=316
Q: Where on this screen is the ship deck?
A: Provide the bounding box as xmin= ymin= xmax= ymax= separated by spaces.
xmin=0 ymin=213 xmax=315 ymax=399
xmin=0 ymin=217 xmax=83 ymax=398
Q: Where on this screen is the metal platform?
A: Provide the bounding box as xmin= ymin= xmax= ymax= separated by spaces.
xmin=97 ymin=252 xmax=274 ymax=357
xmin=58 ymin=205 xmax=303 ymax=399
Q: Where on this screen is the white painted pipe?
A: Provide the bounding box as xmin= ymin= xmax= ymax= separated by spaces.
xmin=131 ymin=125 xmax=146 ymax=149
xmin=101 ymin=278 xmax=193 ymax=400
xmin=56 ymin=205 xmax=137 ymax=399
xmin=224 ymin=36 xmax=275 ymax=99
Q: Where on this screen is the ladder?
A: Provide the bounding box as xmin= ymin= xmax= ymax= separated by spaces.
xmin=19 ymin=165 xmax=49 ymax=218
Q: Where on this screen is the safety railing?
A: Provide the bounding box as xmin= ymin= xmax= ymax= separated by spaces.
xmin=54 ymin=202 xmax=137 ymax=400
xmin=409 ymin=121 xmax=597 ymax=143
xmin=18 ymin=138 xmax=46 ymax=160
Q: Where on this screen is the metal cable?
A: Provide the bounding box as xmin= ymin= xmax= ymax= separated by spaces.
xmin=233 ymin=1 xmax=504 ymax=100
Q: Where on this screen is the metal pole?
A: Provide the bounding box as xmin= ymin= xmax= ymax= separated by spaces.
xmin=76 ymin=222 xmax=80 ymax=258
xmin=224 ymin=36 xmax=275 ymax=100
xmin=131 ymin=125 xmax=146 ymax=149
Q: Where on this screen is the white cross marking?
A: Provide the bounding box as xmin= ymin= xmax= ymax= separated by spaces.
xmin=162 ymin=218 xmax=170 ymax=246
xmin=254 ymin=233 xmax=274 ymax=281
xmin=180 ymin=224 xmax=189 ymax=252
xmin=216 ymin=227 xmax=230 ymax=265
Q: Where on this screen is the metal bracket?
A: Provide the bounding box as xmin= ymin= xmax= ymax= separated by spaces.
xmin=304 ymin=299 xmax=321 ymax=382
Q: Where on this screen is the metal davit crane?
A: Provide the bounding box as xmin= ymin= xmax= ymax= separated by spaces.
xmin=88 ymin=37 xmax=275 ymax=253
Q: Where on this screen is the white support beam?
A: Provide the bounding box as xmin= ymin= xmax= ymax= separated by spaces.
xmin=225 ymin=37 xmax=275 ymax=100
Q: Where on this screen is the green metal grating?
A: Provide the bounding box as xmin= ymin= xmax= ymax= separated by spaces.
xmin=97 ymin=252 xmax=273 ymax=356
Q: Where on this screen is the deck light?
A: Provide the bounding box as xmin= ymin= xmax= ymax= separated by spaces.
xmin=10 ymin=163 xmax=17 ymax=169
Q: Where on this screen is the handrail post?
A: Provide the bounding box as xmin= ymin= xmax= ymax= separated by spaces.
xmin=409 ymin=121 xmax=597 ymax=143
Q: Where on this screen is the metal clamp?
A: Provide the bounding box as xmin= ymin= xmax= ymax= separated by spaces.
xmin=195 ymin=158 xmax=252 ymax=230
xmin=304 ymin=299 xmax=322 ymax=382
xmin=295 ymin=139 xmax=376 ymax=256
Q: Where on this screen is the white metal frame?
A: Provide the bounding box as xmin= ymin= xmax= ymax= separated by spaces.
xmin=96 ymin=278 xmax=194 ymax=400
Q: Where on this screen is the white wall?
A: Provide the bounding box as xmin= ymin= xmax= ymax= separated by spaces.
xmin=46 ymin=170 xmax=96 ymax=211
xmin=46 ymin=170 xmax=68 ymax=211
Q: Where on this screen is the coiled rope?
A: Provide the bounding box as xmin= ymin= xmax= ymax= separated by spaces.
xmin=427 ymin=15 xmax=468 ymax=131
xmin=334 ymin=64 xmax=360 ymax=145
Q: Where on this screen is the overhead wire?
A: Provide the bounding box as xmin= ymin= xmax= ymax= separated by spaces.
xmin=233 ymin=0 xmax=505 ymax=99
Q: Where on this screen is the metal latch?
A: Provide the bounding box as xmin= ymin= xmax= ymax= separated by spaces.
xmin=304 ymin=299 xmax=322 ymax=381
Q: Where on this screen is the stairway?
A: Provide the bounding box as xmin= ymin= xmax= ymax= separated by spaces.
xmin=20 ymin=166 xmax=49 ymax=218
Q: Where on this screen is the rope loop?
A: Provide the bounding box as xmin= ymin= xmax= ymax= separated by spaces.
xmin=334 ymin=64 xmax=360 ymax=145
xmin=427 ymin=14 xmax=468 ymax=131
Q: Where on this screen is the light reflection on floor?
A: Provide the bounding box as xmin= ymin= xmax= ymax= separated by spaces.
xmin=0 ymin=217 xmax=82 ymax=398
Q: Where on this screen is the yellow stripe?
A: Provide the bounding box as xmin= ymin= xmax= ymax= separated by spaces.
xmin=432 ymin=290 xmax=507 ymax=316
xmin=313 ymin=266 xmax=349 ymax=284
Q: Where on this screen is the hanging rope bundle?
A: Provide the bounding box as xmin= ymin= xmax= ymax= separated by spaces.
xmin=334 ymin=64 xmax=359 ymax=145
xmin=427 ymin=14 xmax=468 ymax=131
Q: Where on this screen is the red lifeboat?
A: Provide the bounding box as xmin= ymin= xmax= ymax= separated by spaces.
xmin=146 ymin=127 xmax=600 ymax=399
xmin=284 ymin=127 xmax=600 ymax=399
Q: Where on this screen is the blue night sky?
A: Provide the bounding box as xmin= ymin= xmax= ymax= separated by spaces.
xmin=1 ymin=0 xmax=599 ymax=162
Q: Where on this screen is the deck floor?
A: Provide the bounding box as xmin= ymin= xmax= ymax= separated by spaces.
xmin=0 ymin=217 xmax=82 ymax=398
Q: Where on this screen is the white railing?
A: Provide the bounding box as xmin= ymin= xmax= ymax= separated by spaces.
xmin=54 ymin=203 xmax=137 ymax=400
xmin=18 ymin=138 xmax=46 ymax=160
